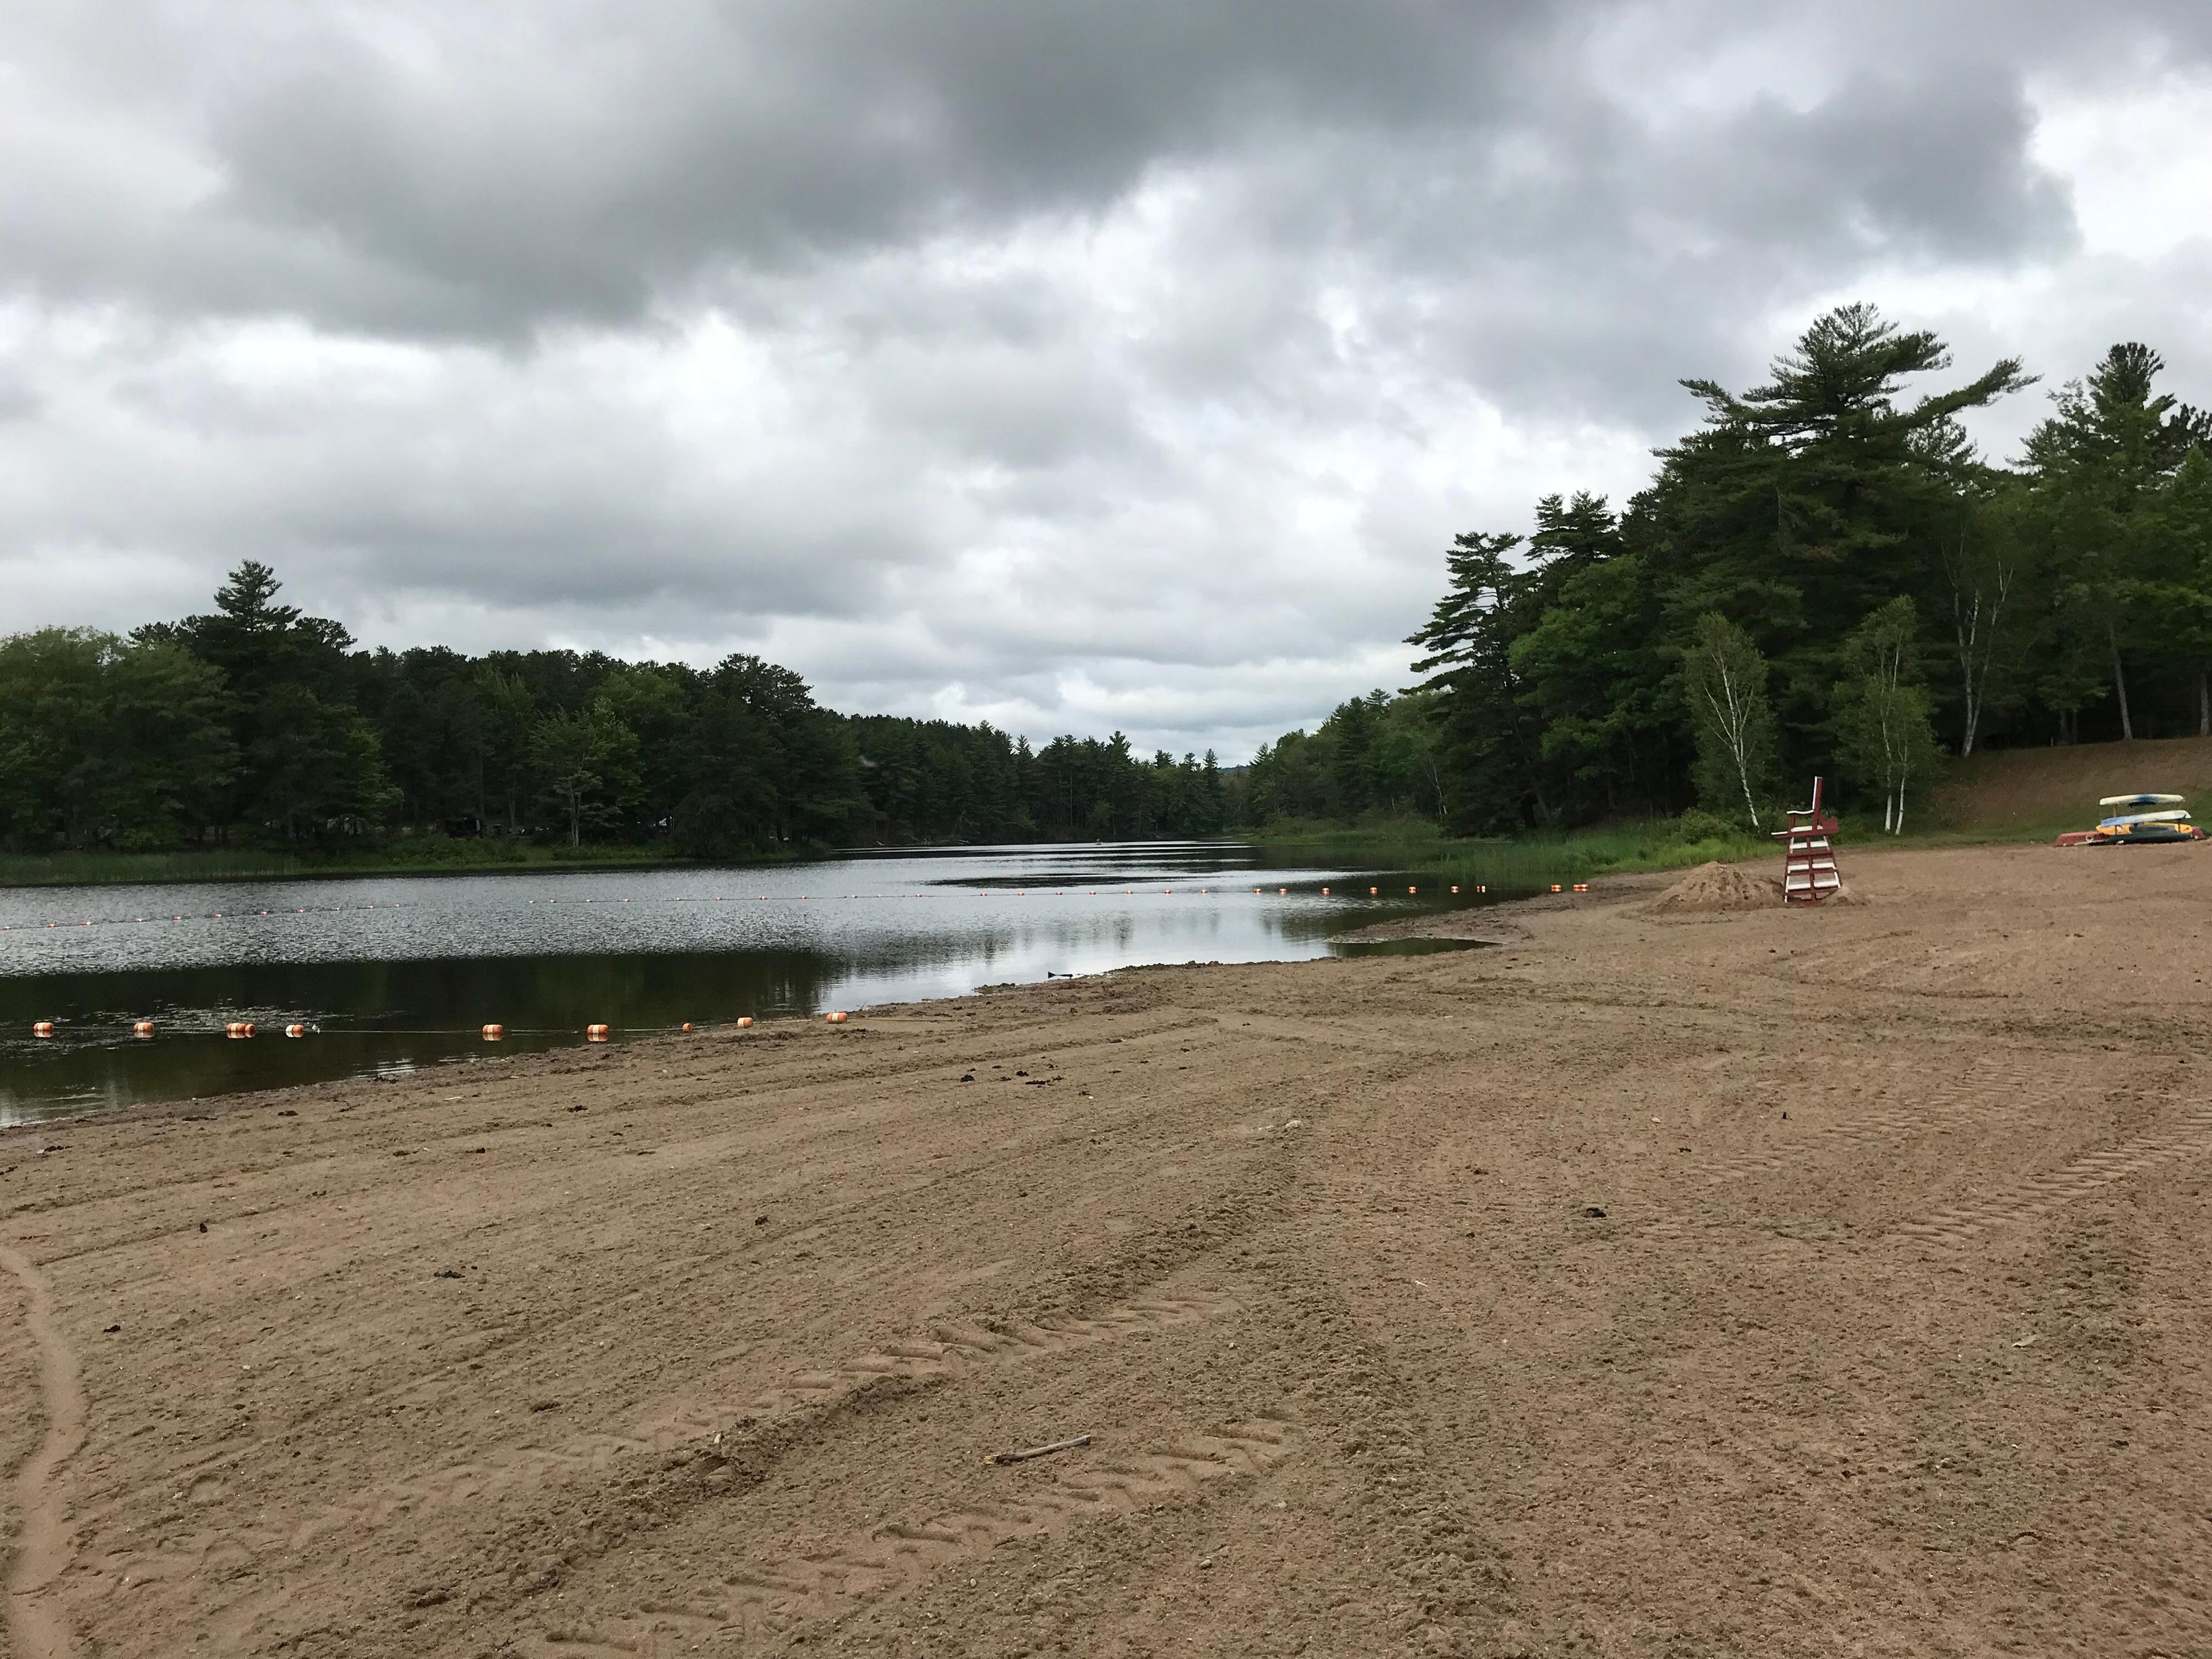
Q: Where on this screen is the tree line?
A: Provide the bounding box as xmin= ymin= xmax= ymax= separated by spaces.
xmin=1401 ymin=306 xmax=2212 ymax=833
xmin=0 ymin=562 xmax=1232 ymax=855
xmin=9 ymin=305 xmax=2203 ymax=857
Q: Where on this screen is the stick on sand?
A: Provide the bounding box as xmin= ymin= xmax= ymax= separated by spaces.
xmin=990 ymin=1433 xmax=1091 ymax=1465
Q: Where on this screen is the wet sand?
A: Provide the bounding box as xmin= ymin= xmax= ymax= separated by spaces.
xmin=5 ymin=841 xmax=2211 ymax=1656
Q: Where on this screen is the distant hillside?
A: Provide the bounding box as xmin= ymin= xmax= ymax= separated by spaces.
xmin=1932 ymin=736 xmax=2212 ymax=834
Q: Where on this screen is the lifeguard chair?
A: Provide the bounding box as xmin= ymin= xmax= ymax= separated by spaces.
xmin=1772 ymin=777 xmax=1842 ymax=906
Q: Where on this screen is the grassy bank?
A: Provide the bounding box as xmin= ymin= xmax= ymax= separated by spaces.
xmin=1255 ymin=746 xmax=2200 ymax=892
xmin=1252 ymin=798 xmax=2099 ymax=891
xmin=1927 ymin=733 xmax=2212 ymax=840
xmin=0 ymin=838 xmax=702 ymax=888
xmin=1255 ymin=815 xmax=1772 ymax=891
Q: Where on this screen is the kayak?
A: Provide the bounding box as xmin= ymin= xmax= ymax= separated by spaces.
xmin=2099 ymin=793 xmax=2186 ymax=808
xmin=2093 ymin=821 xmax=2205 ymax=842
xmin=2097 ymin=809 xmax=2194 ymax=827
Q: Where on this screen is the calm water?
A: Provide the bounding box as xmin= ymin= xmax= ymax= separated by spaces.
xmin=0 ymin=841 xmax=1480 ymax=1122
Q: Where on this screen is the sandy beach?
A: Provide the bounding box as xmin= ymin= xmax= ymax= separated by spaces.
xmin=6 ymin=841 xmax=2212 ymax=1657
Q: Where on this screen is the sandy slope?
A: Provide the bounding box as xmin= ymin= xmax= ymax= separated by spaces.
xmin=5 ymin=841 xmax=2212 ymax=1657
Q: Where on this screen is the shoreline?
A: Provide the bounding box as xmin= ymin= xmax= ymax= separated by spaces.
xmin=3 ymin=882 xmax=1547 ymax=1134
xmin=6 ymin=841 xmax=2211 ymax=1655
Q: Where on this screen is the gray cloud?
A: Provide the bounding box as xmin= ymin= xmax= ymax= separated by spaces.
xmin=2 ymin=1 xmax=2210 ymax=754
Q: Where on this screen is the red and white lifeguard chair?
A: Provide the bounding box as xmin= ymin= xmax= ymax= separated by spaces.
xmin=1773 ymin=777 xmax=1842 ymax=906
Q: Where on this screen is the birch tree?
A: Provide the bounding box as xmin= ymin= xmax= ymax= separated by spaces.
xmin=1940 ymin=522 xmax=2014 ymax=757
xmin=1682 ymin=613 xmax=1776 ymax=830
xmin=1840 ymin=597 xmax=1941 ymax=834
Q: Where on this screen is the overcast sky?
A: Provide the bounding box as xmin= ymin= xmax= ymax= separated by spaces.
xmin=3 ymin=3 xmax=2209 ymax=758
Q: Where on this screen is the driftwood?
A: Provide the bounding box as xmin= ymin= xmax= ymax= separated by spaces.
xmin=989 ymin=1433 xmax=1091 ymax=1465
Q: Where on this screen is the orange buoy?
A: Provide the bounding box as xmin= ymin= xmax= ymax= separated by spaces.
xmin=737 ymin=1016 xmax=754 ymax=1028
xmin=1573 ymin=882 xmax=1590 ymax=893
xmin=1320 ymin=885 xmax=1330 ymax=895
xmin=32 ymin=1021 xmax=54 ymax=1037
xmin=1450 ymin=884 xmax=1459 ymax=893
xmin=1408 ymin=886 xmax=1416 ymax=895
xmin=284 ymin=1024 xmax=306 ymax=1039
xmin=825 ymin=1010 xmax=849 ymax=1024
xmin=1278 ymin=887 xmax=1287 ymax=895
xmin=481 ymin=1024 xmax=505 ymax=1041
xmin=680 ymin=1022 xmax=694 ymax=1033
xmin=1369 ymin=886 xmax=1378 ymax=896
xmin=132 ymin=1020 xmax=154 ymax=1038
xmin=226 ymin=1022 xmax=255 ymax=1039
xmin=1549 ymin=884 xmax=1562 ymax=894
xmin=585 ymin=1024 xmax=611 ymax=1041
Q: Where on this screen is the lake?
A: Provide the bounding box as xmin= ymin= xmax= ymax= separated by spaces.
xmin=0 ymin=840 xmax=1483 ymax=1122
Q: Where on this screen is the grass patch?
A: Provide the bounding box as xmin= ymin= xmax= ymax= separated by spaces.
xmin=1253 ymin=816 xmax=1767 ymax=892
xmin=1255 ymin=763 xmax=2161 ymax=895
xmin=1420 ymin=824 xmax=1766 ymax=890
xmin=1253 ymin=813 xmax=1452 ymax=846
xmin=1929 ymin=734 xmax=2212 ymax=834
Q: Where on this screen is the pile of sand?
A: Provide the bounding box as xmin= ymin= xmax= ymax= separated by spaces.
xmin=1646 ymin=860 xmax=1867 ymax=912
xmin=1647 ymin=860 xmax=1785 ymax=912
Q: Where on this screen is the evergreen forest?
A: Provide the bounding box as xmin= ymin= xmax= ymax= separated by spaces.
xmin=1263 ymin=304 xmax=2211 ymax=835
xmin=0 ymin=566 xmax=1231 ymax=857
xmin=2 ymin=304 xmax=2206 ymax=858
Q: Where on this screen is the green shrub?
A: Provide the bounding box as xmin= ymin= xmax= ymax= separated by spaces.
xmin=1673 ymin=806 xmax=1753 ymax=844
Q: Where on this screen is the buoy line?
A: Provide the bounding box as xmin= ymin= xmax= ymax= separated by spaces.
xmin=18 ymin=1016 xmax=820 ymax=1043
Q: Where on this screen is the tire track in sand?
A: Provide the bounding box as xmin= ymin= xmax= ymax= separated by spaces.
xmin=1637 ymin=1055 xmax=2096 ymax=1245
xmin=110 ymin=1293 xmax=1236 ymax=1590
xmin=527 ymin=1417 xmax=1301 ymax=1656
xmin=1893 ymin=1105 xmax=2212 ymax=1247
xmin=2 ymin=1242 xmax=85 ymax=1659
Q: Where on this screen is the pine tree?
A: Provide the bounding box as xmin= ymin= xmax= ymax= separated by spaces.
xmin=2023 ymin=344 xmax=2212 ymax=739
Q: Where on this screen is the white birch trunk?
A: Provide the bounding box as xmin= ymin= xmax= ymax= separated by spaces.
xmin=2112 ymin=631 xmax=2134 ymax=740
xmin=1947 ymin=542 xmax=2010 ymax=760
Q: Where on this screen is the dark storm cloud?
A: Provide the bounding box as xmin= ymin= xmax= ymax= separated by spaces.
xmin=2 ymin=1 xmax=2209 ymax=751
xmin=5 ymin=2 xmax=1566 ymax=335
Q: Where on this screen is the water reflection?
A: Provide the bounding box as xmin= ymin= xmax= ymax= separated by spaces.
xmin=1 ymin=841 xmax=1480 ymax=1120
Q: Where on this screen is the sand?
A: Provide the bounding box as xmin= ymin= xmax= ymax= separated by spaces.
xmin=6 ymin=841 xmax=2212 ymax=1657
xmin=1645 ymin=859 xmax=1786 ymax=912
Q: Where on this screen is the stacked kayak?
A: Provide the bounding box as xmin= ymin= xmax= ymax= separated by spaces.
xmin=2055 ymin=794 xmax=2207 ymax=847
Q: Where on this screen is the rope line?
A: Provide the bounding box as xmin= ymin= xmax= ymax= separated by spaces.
xmin=18 ymin=1020 xmax=755 ymax=1042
